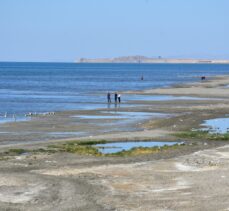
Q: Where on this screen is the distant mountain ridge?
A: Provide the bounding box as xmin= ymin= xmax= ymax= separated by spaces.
xmin=76 ymin=56 xmax=229 ymax=64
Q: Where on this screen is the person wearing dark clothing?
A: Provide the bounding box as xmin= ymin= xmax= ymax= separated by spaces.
xmin=201 ymin=76 xmax=206 ymax=80
xmin=107 ymin=92 xmax=111 ymax=103
xmin=118 ymin=94 xmax=121 ymax=103
xmin=114 ymin=92 xmax=118 ymax=103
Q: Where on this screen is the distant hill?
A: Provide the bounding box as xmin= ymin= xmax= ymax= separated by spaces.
xmin=76 ymin=56 xmax=229 ymax=64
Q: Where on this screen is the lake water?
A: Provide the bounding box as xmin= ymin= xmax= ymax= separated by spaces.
xmin=0 ymin=62 xmax=229 ymax=116
xmin=201 ymin=118 xmax=229 ymax=134
xmin=95 ymin=141 xmax=179 ymax=154
xmin=126 ymin=94 xmax=219 ymax=101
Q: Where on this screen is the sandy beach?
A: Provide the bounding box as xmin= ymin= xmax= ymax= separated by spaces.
xmin=1 ymin=76 xmax=229 ymax=210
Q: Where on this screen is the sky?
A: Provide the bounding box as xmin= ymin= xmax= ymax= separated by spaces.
xmin=0 ymin=0 xmax=228 ymax=62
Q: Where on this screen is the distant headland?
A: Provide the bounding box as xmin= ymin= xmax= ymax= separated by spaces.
xmin=76 ymin=56 xmax=229 ymax=64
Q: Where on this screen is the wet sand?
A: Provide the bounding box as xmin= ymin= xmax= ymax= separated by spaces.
xmin=1 ymin=76 xmax=229 ymax=210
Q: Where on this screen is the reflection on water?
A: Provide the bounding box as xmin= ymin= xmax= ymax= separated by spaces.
xmin=0 ymin=116 xmax=30 ymax=124
xmin=126 ymin=94 xmax=220 ymax=101
xmin=72 ymin=111 xmax=170 ymax=134
xmin=103 ymin=111 xmax=167 ymax=117
xmin=72 ymin=115 xmax=124 ymax=120
xmin=95 ymin=141 xmax=179 ymax=154
xmin=73 ymin=111 xmax=169 ymax=122
xmin=201 ymin=117 xmax=229 ymax=134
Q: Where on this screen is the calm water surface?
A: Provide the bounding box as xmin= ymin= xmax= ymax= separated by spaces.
xmin=0 ymin=62 xmax=229 ymax=116
xmin=95 ymin=141 xmax=179 ymax=154
xmin=201 ymin=118 xmax=229 ymax=134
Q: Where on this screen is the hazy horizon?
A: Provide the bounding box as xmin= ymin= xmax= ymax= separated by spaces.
xmin=1 ymin=0 xmax=229 ymax=62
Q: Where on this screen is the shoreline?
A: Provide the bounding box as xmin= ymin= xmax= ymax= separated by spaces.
xmin=1 ymin=74 xmax=229 ymax=210
xmin=0 ymin=74 xmax=228 ymax=150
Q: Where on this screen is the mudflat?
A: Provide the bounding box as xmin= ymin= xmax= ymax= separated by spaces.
xmin=1 ymin=76 xmax=229 ymax=210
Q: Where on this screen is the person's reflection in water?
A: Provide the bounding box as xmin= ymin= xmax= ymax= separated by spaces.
xmin=107 ymin=102 xmax=111 ymax=109
xmin=115 ymin=102 xmax=120 ymax=109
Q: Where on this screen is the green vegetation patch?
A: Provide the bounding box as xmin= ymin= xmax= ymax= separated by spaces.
xmin=0 ymin=147 xmax=57 ymax=159
xmin=108 ymin=143 xmax=184 ymax=157
xmin=46 ymin=140 xmax=107 ymax=156
xmin=48 ymin=140 xmax=184 ymax=157
xmin=7 ymin=148 xmax=27 ymax=155
xmin=175 ymin=130 xmax=229 ymax=141
xmin=77 ymin=140 xmax=107 ymax=146
xmin=1 ymin=140 xmax=185 ymax=158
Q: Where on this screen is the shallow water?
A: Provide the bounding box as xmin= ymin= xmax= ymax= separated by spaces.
xmin=103 ymin=111 xmax=169 ymax=123
xmin=72 ymin=115 xmax=124 ymax=120
xmin=74 ymin=111 xmax=168 ymax=121
xmin=103 ymin=111 xmax=168 ymax=117
xmin=95 ymin=141 xmax=179 ymax=154
xmin=201 ymin=117 xmax=229 ymax=134
xmin=75 ymin=112 xmax=169 ymax=129
xmin=0 ymin=116 xmax=30 ymax=124
xmin=126 ymin=95 xmax=220 ymax=101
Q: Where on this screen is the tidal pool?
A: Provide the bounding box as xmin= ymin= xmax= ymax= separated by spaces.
xmin=201 ymin=117 xmax=229 ymax=134
xmin=95 ymin=141 xmax=179 ymax=154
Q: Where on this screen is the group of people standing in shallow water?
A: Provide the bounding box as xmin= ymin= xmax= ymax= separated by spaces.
xmin=107 ymin=92 xmax=121 ymax=104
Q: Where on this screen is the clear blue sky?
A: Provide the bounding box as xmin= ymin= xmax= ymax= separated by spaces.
xmin=0 ymin=0 xmax=228 ymax=62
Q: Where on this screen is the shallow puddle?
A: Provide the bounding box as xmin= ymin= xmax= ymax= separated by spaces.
xmin=94 ymin=141 xmax=179 ymax=154
xmin=201 ymin=117 xmax=229 ymax=134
